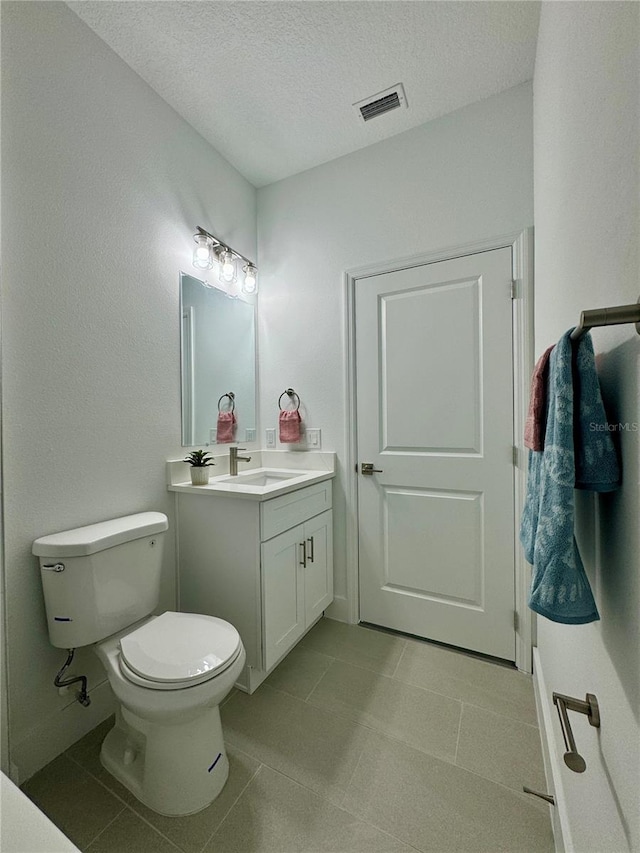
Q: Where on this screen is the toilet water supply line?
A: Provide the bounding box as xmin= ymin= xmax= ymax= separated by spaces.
xmin=54 ymin=649 xmax=91 ymax=707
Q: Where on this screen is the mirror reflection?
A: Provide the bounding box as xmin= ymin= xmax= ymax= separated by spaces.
xmin=180 ymin=272 xmax=256 ymax=447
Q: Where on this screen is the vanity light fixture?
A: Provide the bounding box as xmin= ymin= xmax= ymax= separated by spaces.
xmin=192 ymin=232 xmax=214 ymax=270
xmin=218 ymin=248 xmax=237 ymax=285
xmin=192 ymin=226 xmax=258 ymax=296
xmin=242 ymin=263 xmax=258 ymax=295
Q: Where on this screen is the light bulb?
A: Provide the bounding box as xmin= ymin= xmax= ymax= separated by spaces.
xmin=242 ymin=264 xmax=258 ymax=295
xmin=192 ymin=233 xmax=213 ymax=270
xmin=218 ymin=249 xmax=237 ymax=284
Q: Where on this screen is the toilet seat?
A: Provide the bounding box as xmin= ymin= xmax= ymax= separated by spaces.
xmin=119 ymin=612 xmax=242 ymax=691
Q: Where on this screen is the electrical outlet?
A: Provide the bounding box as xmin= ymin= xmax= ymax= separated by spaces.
xmin=209 ymin=429 xmax=217 ymax=445
xmin=307 ymin=428 xmax=321 ymax=449
xmin=245 ymin=428 xmax=256 ymax=442
xmin=266 ymin=428 xmax=276 ymax=448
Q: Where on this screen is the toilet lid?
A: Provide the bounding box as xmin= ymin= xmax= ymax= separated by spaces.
xmin=119 ymin=612 xmax=242 ymax=684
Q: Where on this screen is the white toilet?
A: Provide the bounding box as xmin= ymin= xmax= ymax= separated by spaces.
xmin=33 ymin=511 xmax=246 ymax=817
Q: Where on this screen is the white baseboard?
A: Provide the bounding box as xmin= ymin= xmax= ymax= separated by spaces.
xmin=11 ymin=679 xmax=116 ymax=784
xmin=533 ymin=647 xmax=573 ymax=853
xmin=325 ymin=595 xmax=350 ymax=623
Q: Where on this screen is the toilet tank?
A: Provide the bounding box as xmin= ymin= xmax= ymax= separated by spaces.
xmin=33 ymin=512 xmax=168 ymax=649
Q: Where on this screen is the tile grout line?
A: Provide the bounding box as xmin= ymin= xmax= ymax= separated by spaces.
xmin=388 ymin=641 xmax=407 ymax=680
xmin=242 ymin=760 xmax=425 ymax=853
xmin=231 ymin=704 xmax=461 ymax=796
xmin=243 ymin=681 xmax=463 ymax=772
xmin=335 ymin=732 xmax=368 ymax=810
xmin=382 ymin=668 xmax=540 ymax=729
xmin=304 ymin=642 xmax=538 ymax=729
xmin=65 ymin=751 xmax=137 ymax=812
xmin=446 ymin=754 xmax=550 ymax=804
xmin=226 ymin=753 xmax=349 ymax=812
xmin=334 ymin=802 xmax=424 ymax=853
xmin=231 ymin=722 xmax=547 ymax=824
xmin=82 ymin=804 xmax=127 ymax=851
xmin=65 ymin=752 xmax=184 ymax=853
xmin=302 ymin=655 xmax=336 ymax=702
xmin=453 ymin=701 xmax=464 ymax=764
xmin=456 ymin=696 xmax=541 ymax=729
xmin=197 ymin=762 xmax=264 ymax=853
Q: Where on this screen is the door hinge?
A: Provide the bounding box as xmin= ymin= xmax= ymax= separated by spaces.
xmin=510 ymin=279 xmax=519 ymax=299
xmin=512 ymin=445 xmax=518 ymax=466
xmin=514 ymin=610 xmax=520 ymax=631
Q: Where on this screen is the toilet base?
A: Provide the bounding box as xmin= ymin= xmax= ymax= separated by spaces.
xmin=100 ymin=704 xmax=230 ymax=816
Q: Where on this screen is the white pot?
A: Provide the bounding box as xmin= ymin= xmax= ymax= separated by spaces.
xmin=190 ymin=467 xmax=211 ymax=486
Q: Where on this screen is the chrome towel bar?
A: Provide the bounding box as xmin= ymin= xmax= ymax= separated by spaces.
xmin=570 ymin=297 xmax=640 ymax=341
xmin=552 ymin=692 xmax=600 ymax=772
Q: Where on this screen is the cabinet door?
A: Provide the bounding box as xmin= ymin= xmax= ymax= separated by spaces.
xmin=303 ymin=510 xmax=333 ymax=626
xmin=261 ymin=524 xmax=305 ymax=671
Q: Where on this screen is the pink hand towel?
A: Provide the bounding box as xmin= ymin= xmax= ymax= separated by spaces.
xmin=524 ymin=345 xmax=554 ymax=451
xmin=279 ymin=410 xmax=301 ymax=443
xmin=217 ymin=411 xmax=236 ymax=443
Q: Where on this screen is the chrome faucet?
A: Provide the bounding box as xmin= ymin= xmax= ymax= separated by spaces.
xmin=229 ymin=446 xmax=251 ymax=476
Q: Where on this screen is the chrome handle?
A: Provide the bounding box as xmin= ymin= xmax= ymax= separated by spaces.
xmin=42 ymin=563 xmax=65 ymax=572
xmin=552 ymin=692 xmax=600 ymax=773
xmin=300 ymin=540 xmax=307 ymax=567
xmin=361 ymin=462 xmax=383 ymax=475
xmin=307 ymin=536 xmax=314 ymax=563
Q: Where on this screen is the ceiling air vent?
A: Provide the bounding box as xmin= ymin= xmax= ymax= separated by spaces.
xmin=353 ymin=84 xmax=407 ymax=123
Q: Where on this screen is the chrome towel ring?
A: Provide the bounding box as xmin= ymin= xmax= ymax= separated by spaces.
xmin=278 ymin=388 xmax=301 ymax=411
xmin=217 ymin=391 xmax=235 ymax=412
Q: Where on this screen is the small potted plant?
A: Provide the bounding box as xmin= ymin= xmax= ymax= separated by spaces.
xmin=183 ymin=450 xmax=215 ymax=485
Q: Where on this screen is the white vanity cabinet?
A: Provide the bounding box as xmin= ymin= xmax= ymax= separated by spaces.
xmin=262 ymin=508 xmax=333 ymax=671
xmin=176 ymin=479 xmax=333 ymax=692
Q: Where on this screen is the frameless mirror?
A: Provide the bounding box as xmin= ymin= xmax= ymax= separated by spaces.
xmin=180 ymin=272 xmax=256 ymax=446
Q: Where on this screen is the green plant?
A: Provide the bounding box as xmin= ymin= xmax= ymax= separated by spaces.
xmin=183 ymin=450 xmax=215 ymax=468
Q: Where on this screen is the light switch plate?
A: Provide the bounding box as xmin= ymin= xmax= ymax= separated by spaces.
xmin=265 ymin=428 xmax=276 ymax=448
xmin=209 ymin=429 xmax=217 ymax=445
xmin=245 ymin=428 xmax=256 ymax=442
xmin=307 ymin=428 xmax=321 ymax=448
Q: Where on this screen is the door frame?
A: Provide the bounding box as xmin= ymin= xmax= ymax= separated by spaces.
xmin=342 ymin=229 xmax=534 ymax=673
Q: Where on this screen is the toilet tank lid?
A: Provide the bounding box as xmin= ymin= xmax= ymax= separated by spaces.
xmin=32 ymin=512 xmax=168 ymax=557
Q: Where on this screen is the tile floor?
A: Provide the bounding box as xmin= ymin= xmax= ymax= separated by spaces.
xmin=22 ymin=619 xmax=554 ymax=853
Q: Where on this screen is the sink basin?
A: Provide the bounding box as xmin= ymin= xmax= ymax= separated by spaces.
xmin=218 ymin=469 xmax=300 ymax=487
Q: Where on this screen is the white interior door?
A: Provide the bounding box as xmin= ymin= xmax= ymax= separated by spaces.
xmin=356 ymin=248 xmax=516 ymax=660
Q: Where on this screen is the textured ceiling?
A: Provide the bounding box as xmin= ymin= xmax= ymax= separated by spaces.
xmin=67 ymin=1 xmax=540 ymax=188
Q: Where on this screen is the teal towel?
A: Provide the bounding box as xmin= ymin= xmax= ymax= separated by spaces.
xmin=573 ymin=335 xmax=621 ymax=492
xmin=520 ymin=330 xmax=620 ymax=624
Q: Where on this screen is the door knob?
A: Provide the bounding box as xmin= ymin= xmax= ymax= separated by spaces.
xmin=361 ymin=463 xmax=383 ymax=475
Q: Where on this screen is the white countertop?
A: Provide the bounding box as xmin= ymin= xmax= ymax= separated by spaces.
xmin=167 ymin=450 xmax=335 ymax=501
xmin=168 ymin=467 xmax=334 ymax=501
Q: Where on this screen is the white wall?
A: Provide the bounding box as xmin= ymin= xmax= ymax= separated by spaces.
xmin=257 ymin=84 xmax=534 ymax=617
xmin=533 ymin=3 xmax=639 ymax=851
xmin=1 ymin=1 xmax=256 ymax=780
